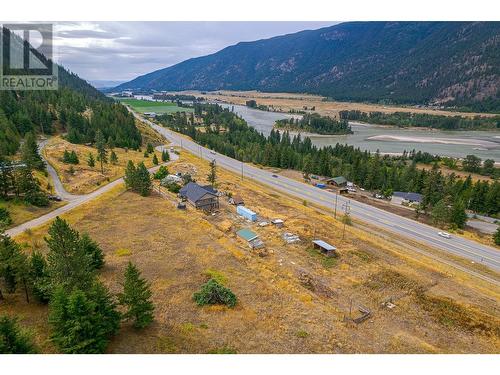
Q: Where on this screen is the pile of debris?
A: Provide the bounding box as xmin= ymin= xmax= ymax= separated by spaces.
xmin=283 ymin=232 xmax=301 ymax=244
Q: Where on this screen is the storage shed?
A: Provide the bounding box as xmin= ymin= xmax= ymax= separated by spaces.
xmin=327 ymin=176 xmax=348 ymax=187
xmin=237 ymin=205 xmax=257 ymax=222
xmin=312 ymin=240 xmax=337 ymax=257
xmin=236 ymin=228 xmax=264 ymax=249
xmin=271 ymin=219 xmax=284 ymax=228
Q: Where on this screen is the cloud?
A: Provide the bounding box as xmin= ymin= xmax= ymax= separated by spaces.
xmin=51 ymin=21 xmax=335 ymax=82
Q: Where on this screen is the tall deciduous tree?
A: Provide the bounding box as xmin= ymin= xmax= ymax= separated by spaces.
xmin=118 ymin=262 xmax=154 ymax=329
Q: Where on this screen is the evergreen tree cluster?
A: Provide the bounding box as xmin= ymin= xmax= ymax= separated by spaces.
xmin=62 ymin=150 xmax=79 ymax=164
xmin=124 ymin=161 xmax=152 ymax=196
xmin=339 ymin=110 xmax=500 ymax=130
xmin=276 ymin=113 xmax=353 ymax=135
xmin=0 ymin=216 xmax=155 ymax=353
xmin=0 ymin=28 xmax=142 ymax=158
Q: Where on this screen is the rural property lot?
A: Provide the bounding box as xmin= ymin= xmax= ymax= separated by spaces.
xmin=119 ymin=98 xmax=194 ymax=114
xmin=3 ymin=150 xmax=499 ymax=354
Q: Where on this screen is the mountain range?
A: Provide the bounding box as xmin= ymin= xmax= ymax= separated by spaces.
xmin=116 ymin=22 xmax=500 ymax=111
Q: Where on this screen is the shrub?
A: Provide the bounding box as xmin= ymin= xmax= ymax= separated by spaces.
xmin=0 ymin=208 xmax=12 ymax=228
xmin=0 ymin=316 xmax=37 ymax=353
xmin=154 ymin=165 xmax=169 ymax=180
xmin=193 ymin=279 xmax=237 ymax=308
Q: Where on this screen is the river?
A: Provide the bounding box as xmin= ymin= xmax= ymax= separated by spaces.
xmin=221 ymin=103 xmax=500 ymax=162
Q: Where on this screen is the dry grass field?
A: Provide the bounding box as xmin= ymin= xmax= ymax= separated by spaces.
xmin=2 ymin=151 xmax=499 ymax=354
xmin=42 ymin=136 xmax=163 ymax=195
xmin=182 ymin=90 xmax=496 ymax=119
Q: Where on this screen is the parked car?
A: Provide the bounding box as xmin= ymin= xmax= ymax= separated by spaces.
xmin=210 ymin=150 xmax=216 ymax=155
xmin=48 ymin=195 xmax=62 ymax=202
xmin=438 ymin=231 xmax=451 ymax=239
xmin=272 ymin=174 xmax=279 ymax=178
xmin=375 ymin=194 xmax=384 ymax=199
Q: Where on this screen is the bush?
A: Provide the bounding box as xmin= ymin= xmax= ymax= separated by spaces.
xmin=193 ymin=279 xmax=237 ymax=308
xmin=62 ymin=150 xmax=79 ymax=164
xmin=0 ymin=208 xmax=12 ymax=228
xmin=0 ymin=316 xmax=37 ymax=353
xmin=153 ymin=165 xmax=169 ymax=180
xmin=165 ymin=182 xmax=181 ymax=194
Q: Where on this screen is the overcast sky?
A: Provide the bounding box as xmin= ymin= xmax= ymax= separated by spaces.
xmin=52 ymin=22 xmax=335 ymax=84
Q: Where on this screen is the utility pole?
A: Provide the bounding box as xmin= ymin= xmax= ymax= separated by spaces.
xmin=334 ymin=192 xmax=338 ymax=219
xmin=342 ymin=200 xmax=351 ymax=241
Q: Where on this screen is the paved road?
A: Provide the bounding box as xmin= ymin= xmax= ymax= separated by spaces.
xmin=38 ymin=139 xmax=80 ymax=201
xmin=135 ymin=113 xmax=500 ymax=273
xmin=6 ymin=143 xmax=177 ymax=238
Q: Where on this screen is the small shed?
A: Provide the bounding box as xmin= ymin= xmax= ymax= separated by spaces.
xmin=312 ymin=240 xmax=337 ymax=257
xmin=229 ymin=195 xmax=245 ymax=206
xmin=271 ymin=219 xmax=284 ymax=228
xmin=237 ymin=205 xmax=257 ymax=222
xmin=236 ymin=228 xmax=264 ymax=249
xmin=327 ymin=176 xmax=348 ymax=187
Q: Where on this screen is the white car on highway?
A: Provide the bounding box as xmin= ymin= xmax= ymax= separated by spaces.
xmin=438 ymin=231 xmax=451 ymax=239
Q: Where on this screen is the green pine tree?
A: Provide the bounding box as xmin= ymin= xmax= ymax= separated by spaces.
xmin=152 ymin=153 xmax=159 ymax=165
xmin=161 ymin=150 xmax=170 ymax=162
xmin=0 ymin=316 xmax=37 ymax=354
xmin=135 ymin=162 xmax=152 ymax=197
xmin=87 ymin=152 xmax=95 ymax=168
xmin=124 ymin=160 xmax=137 ymax=190
xmin=48 ymin=282 xmax=120 ymax=353
xmin=118 ymin=262 xmax=155 ymax=329
xmin=45 ymin=217 xmax=95 ymax=293
xmin=79 ymin=233 xmax=105 ymax=270
xmin=95 ymin=129 xmax=108 ymax=174
xmin=494 ymin=227 xmax=500 ymax=246
xmin=21 ymin=132 xmax=45 ymax=171
xmin=450 ymin=200 xmax=467 ymax=229
xmin=29 ymin=251 xmax=51 ymax=303
xmin=110 ymin=150 xmax=118 ymax=165
xmin=207 ymin=159 xmax=217 ymax=187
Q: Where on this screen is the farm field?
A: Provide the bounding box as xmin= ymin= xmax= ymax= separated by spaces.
xmin=119 ymin=98 xmax=194 ymax=114
xmin=181 ymin=90 xmax=496 ymax=119
xmin=2 ymin=149 xmax=499 ymax=354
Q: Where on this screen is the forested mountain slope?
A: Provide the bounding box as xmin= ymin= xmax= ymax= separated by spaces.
xmin=0 ymin=27 xmax=141 ymax=158
xmin=117 ymin=22 xmax=500 ymax=112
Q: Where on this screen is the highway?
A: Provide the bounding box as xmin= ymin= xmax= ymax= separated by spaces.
xmin=136 ymin=113 xmax=500 ymax=274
